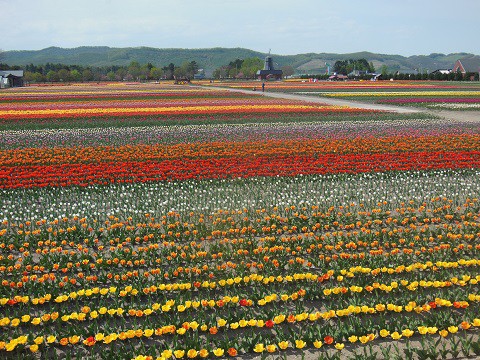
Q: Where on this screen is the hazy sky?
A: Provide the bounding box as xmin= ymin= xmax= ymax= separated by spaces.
xmin=2 ymin=0 xmax=479 ymax=56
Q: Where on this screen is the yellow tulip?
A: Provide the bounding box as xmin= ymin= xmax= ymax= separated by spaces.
xmin=199 ymin=349 xmax=208 ymax=358
xmin=360 ymin=336 xmax=370 ymax=344
xmin=266 ymin=344 xmax=277 ymax=353
xmin=391 ymin=332 xmax=402 ymax=340
xmin=418 ymin=326 xmax=428 ymax=335
xmin=69 ymin=335 xmax=80 ymax=344
xmin=380 ymin=329 xmax=390 ymax=337
xmin=253 ymin=343 xmax=265 ymax=353
xmin=162 ymin=350 xmax=173 ymax=358
xmin=174 ymin=350 xmax=185 ymax=358
xmin=295 ymin=339 xmax=306 ymax=349
xmin=447 ymin=326 xmax=458 ymax=334
xmin=187 ymin=349 xmax=198 ymax=358
xmin=439 ymin=330 xmax=449 ymax=337
xmin=334 ymin=343 xmax=345 ymax=350
xmin=5 ymin=342 xmax=16 ymax=352
xmin=213 ymin=348 xmax=224 ymax=356
xmin=47 ymin=335 xmax=56 ymax=344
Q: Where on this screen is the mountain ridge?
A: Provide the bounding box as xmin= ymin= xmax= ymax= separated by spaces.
xmin=2 ymin=46 xmax=475 ymax=73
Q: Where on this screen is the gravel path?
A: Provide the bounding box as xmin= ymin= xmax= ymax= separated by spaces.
xmin=197 ymin=85 xmax=480 ymax=123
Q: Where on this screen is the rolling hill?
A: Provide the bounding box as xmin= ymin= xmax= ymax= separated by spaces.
xmin=1 ymin=46 xmax=474 ymax=74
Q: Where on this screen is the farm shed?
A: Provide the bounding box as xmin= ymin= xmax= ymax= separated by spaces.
xmin=0 ymin=70 xmax=24 ymax=88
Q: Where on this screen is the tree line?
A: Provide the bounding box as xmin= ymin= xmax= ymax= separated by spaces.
xmin=0 ymin=61 xmax=201 ymax=83
xmin=0 ymin=56 xmax=296 ymax=83
xmin=303 ymin=70 xmax=479 ymax=81
xmin=333 ymin=59 xmax=375 ymax=74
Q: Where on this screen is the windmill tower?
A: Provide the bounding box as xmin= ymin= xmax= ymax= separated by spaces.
xmin=256 ymin=49 xmax=283 ymax=80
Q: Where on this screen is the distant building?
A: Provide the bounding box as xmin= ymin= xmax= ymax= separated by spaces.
xmin=256 ymin=56 xmax=283 ymax=80
xmin=430 ymin=69 xmax=452 ymax=75
xmin=0 ymin=70 xmax=24 ymax=88
xmin=328 ymin=74 xmax=348 ymax=81
xmin=453 ymin=56 xmax=480 ymax=74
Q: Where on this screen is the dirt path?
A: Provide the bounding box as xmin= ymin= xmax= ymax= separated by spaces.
xmin=197 ymin=85 xmax=480 ymax=123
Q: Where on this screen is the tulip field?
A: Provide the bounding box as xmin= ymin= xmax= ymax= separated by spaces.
xmin=0 ymin=82 xmax=480 ymax=360
xmin=205 ymin=80 xmax=480 ymax=110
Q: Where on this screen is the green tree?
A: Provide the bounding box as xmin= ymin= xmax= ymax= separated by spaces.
xmin=116 ymin=68 xmax=127 ymax=80
xmin=228 ymin=59 xmax=244 ymax=78
xmin=82 ymin=69 xmax=93 ymax=81
xmin=140 ymin=64 xmax=151 ymax=80
xmin=107 ymin=71 xmax=117 ymax=81
xmin=188 ymin=61 xmax=199 ymax=76
xmin=24 ymin=71 xmax=36 ymax=83
xmin=70 ymin=69 xmax=82 ymax=82
xmin=176 ymin=61 xmax=199 ymax=78
xmin=57 ymin=68 xmax=71 ymax=82
xmin=163 ymin=63 xmax=175 ymax=80
xmin=127 ymin=61 xmax=142 ymax=80
xmin=150 ymin=67 xmax=164 ymax=80
xmin=454 ymin=70 xmax=463 ymax=81
xmin=213 ymin=66 xmax=227 ymax=79
xmin=334 ymin=58 xmax=373 ymax=75
xmin=32 ymin=72 xmax=45 ymax=83
xmin=240 ymin=57 xmax=263 ymax=78
xmin=46 ymin=70 xmax=59 ymax=82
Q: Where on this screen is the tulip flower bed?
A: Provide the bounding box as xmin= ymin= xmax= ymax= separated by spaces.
xmin=1 ymin=192 xmax=480 ymax=360
xmin=1 ymin=83 xmax=480 ymax=359
xmin=1 ymin=118 xmax=479 ymax=188
xmin=204 ymin=80 xmax=480 ymax=110
xmin=202 ymin=80 xmax=478 ymax=92
xmin=0 ymin=83 xmax=386 ymax=131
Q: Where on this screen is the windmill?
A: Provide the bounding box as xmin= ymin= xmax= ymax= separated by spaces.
xmin=257 ymin=49 xmax=283 ymax=80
